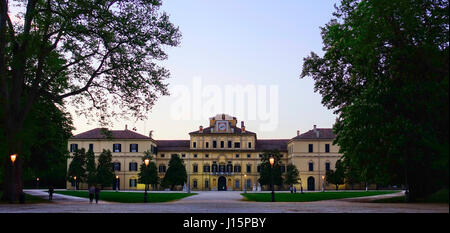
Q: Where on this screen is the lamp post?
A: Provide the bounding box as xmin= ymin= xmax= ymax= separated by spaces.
xmin=321 ymin=175 xmax=325 ymax=192
xmin=115 ymin=175 xmax=119 ymax=192
xmin=36 ymin=177 xmax=40 ymax=190
xmin=269 ymin=156 xmax=275 ymax=202
xmin=144 ymin=158 xmax=150 ymax=203
xmin=244 ymin=174 xmax=247 ymax=193
xmin=73 ymin=176 xmax=77 ymax=190
xmin=10 ymin=154 xmax=17 ymax=204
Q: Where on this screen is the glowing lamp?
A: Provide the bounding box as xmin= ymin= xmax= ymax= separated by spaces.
xmin=10 ymin=154 xmax=17 ymax=164
xmin=269 ymin=157 xmax=275 ymax=166
xmin=144 ymin=158 xmax=150 ymax=166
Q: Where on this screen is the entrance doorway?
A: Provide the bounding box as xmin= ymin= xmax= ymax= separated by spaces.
xmin=307 ymin=177 xmax=315 ymax=191
xmin=218 ymin=176 xmax=226 ymax=191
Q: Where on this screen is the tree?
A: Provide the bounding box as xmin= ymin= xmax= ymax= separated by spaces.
xmin=284 ymin=163 xmax=300 ymax=189
xmin=258 ymin=150 xmax=283 ymax=190
xmin=138 ymin=150 xmax=159 ymax=190
xmin=162 ymin=154 xmax=186 ymax=191
xmin=96 ymin=149 xmax=114 ymax=189
xmin=326 ymin=160 xmax=345 ymax=190
xmin=66 ymin=148 xmax=86 ymax=189
xmin=301 ymin=0 xmax=449 ymax=201
xmin=85 ymin=149 xmax=97 ymax=186
xmin=1 ymin=0 xmax=181 ymax=201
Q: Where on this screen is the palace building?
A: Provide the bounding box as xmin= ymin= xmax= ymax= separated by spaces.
xmin=67 ymin=114 xmax=342 ymax=191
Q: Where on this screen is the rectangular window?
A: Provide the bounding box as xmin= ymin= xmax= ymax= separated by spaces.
xmin=234 ymin=142 xmax=241 ymax=148
xmin=308 ymin=144 xmax=313 ymax=153
xmin=325 ymin=144 xmax=330 ymax=153
xmin=193 ymin=142 xmax=196 ymax=148
xmin=247 ymin=154 xmax=251 ymax=158
xmin=247 ymin=165 xmax=251 ymax=173
xmin=194 ymin=154 xmax=198 ymax=158
xmin=205 ymin=142 xmax=209 ymax=148
xmin=235 ymin=180 xmax=240 ymax=189
xmin=213 ymin=141 xmax=217 ymax=148
xmin=114 ymin=162 xmax=121 ymax=171
xmin=220 ymin=141 xmax=224 ymax=148
xmin=88 ymin=144 xmax=94 ymax=152
xmin=129 ymin=162 xmax=138 ymax=171
xmin=203 ymin=165 xmax=210 ymax=172
xmin=160 ymin=154 xmax=165 ymax=158
xmin=193 ymin=165 xmax=198 ymax=173
xmin=248 ymin=142 xmax=252 ymax=148
xmin=182 ymin=154 xmax=186 ymax=158
xmin=309 ymin=162 xmax=314 ymax=171
xmin=193 ymin=180 xmax=197 ymax=189
xmin=228 ymin=141 xmax=232 ymax=148
xmin=326 ymin=162 xmax=331 ymax=171
xmin=205 ymin=154 xmax=209 ymax=158
xmin=130 ymin=144 xmax=138 ymax=152
xmin=70 ymin=144 xmax=78 ymax=152
xmin=113 ymin=144 xmax=121 ymax=152
xmin=205 ymin=180 xmax=209 ymax=189
xmin=235 ymin=154 xmax=239 ymax=158
xmin=280 ymin=165 xmax=286 ymax=173
xmin=129 ymin=179 xmax=137 ymax=187
xmin=257 ymin=165 xmax=261 ymax=173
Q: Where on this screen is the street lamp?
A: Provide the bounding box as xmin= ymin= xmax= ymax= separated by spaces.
xmin=144 ymin=158 xmax=150 ymax=203
xmin=36 ymin=177 xmax=40 ymax=190
xmin=74 ymin=176 xmax=77 ymax=190
xmin=10 ymin=154 xmax=17 ymax=204
xmin=321 ymin=175 xmax=325 ymax=192
xmin=115 ymin=175 xmax=119 ymax=192
xmin=244 ymin=174 xmax=247 ymax=193
xmin=269 ymin=156 xmax=275 ymax=202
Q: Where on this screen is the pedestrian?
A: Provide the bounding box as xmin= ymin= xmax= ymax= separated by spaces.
xmin=89 ymin=185 xmax=95 ymax=204
xmin=290 ymin=186 xmax=293 ymax=193
xmin=94 ymin=185 xmax=101 ymax=204
xmin=294 ymin=187 xmax=297 ymax=194
xmin=48 ymin=185 xmax=54 ymax=200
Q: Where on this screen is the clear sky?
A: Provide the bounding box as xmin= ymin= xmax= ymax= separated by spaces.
xmin=70 ymin=0 xmax=340 ymax=139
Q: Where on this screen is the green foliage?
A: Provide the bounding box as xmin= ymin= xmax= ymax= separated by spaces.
xmin=258 ymin=150 xmax=283 ymax=187
xmin=284 ymin=163 xmax=300 ymax=186
xmin=301 ymin=0 xmax=449 ymax=200
xmin=96 ymin=149 xmax=114 ymax=188
xmin=67 ymin=148 xmax=86 ymax=183
xmin=85 ymin=149 xmax=97 ymax=186
xmin=326 ymin=160 xmax=345 ymax=190
xmin=162 ymin=154 xmax=187 ymax=190
xmin=138 ymin=150 xmax=159 ymax=186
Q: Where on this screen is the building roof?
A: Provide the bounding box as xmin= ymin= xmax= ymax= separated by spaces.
xmin=255 ymin=139 xmax=289 ymax=152
xmin=72 ymin=128 xmax=151 ymax=140
xmin=189 ymin=126 xmax=256 ymax=135
xmin=156 ymin=140 xmax=190 ymax=152
xmin=291 ymin=128 xmax=336 ymax=140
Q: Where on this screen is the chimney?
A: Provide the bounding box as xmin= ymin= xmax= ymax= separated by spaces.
xmin=297 ymin=130 xmax=300 ymax=136
xmin=199 ymin=126 xmax=203 ymax=133
xmin=125 ymin=124 xmax=128 ymax=130
xmin=241 ymin=121 xmax=245 ymax=132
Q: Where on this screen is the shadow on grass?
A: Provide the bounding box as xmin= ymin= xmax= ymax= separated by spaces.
xmin=54 ymin=190 xmax=197 ymax=203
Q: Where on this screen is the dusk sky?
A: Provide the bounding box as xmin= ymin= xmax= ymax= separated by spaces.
xmin=70 ymin=0 xmax=341 ymax=139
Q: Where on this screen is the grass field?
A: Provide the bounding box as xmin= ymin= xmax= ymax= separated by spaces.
xmin=0 ymin=192 xmax=50 ymax=204
xmin=54 ymin=190 xmax=196 ymax=203
xmin=241 ymin=191 xmax=399 ymax=202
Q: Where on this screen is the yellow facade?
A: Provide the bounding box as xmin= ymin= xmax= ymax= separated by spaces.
xmin=67 ymin=114 xmax=343 ymax=191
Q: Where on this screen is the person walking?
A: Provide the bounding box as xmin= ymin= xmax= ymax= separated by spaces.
xmin=48 ymin=186 xmax=54 ymax=200
xmin=88 ymin=185 xmax=95 ymax=204
xmin=94 ymin=185 xmax=101 ymax=204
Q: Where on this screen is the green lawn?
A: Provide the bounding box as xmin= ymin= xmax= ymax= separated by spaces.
xmin=373 ymin=188 xmax=449 ymax=203
xmin=241 ymin=191 xmax=399 ymax=202
xmin=54 ymin=190 xmax=196 ymax=203
xmin=0 ymin=192 xmax=50 ymax=204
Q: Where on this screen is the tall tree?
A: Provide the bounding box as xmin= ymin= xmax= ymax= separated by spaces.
xmin=96 ymin=149 xmax=114 ymax=189
xmin=301 ymin=0 xmax=449 ymax=201
xmin=326 ymin=160 xmax=345 ymax=190
xmin=66 ymin=148 xmax=86 ymax=189
xmin=0 ymin=0 xmax=181 ymax=201
xmin=138 ymin=150 xmax=159 ymax=190
xmin=258 ymin=150 xmax=283 ymax=190
xmin=162 ymin=154 xmax=186 ymax=191
xmin=284 ymin=163 xmax=300 ymax=189
xmin=85 ymin=149 xmax=96 ymax=186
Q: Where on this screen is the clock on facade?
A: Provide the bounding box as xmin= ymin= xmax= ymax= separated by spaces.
xmin=217 ymin=122 xmax=227 ymax=132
